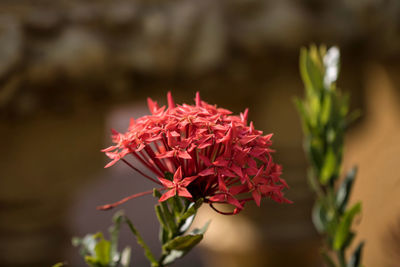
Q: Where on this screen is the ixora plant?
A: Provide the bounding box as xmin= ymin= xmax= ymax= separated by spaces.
xmin=296 ymin=45 xmax=364 ymax=267
xmin=65 ymin=92 xmax=291 ymax=267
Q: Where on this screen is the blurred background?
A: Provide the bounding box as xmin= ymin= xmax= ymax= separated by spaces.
xmin=1 ymin=0 xmax=400 ymax=266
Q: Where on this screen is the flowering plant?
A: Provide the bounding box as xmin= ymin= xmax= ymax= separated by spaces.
xmin=69 ymin=92 xmax=290 ymax=267
xmin=296 ymin=46 xmax=364 ymax=267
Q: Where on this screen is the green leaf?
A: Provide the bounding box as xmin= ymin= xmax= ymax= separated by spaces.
xmin=159 ymin=225 xmax=169 ymax=245
xmin=308 ymin=138 xmax=323 ymax=171
xmin=72 ymin=212 xmax=133 ymax=267
xmin=171 ymin=196 xmax=184 ymax=215
xmin=309 ymin=96 xmax=321 ymax=127
xmin=333 ymin=202 xmax=362 ymax=250
xmin=320 ymin=148 xmax=337 ymax=185
xmin=336 ymin=167 xmax=358 ymax=214
xmin=299 ymin=47 xmax=323 ymax=96
xmin=125 ymin=216 xmax=158 ymax=265
xmin=312 ymin=201 xmax=326 ymax=233
xmin=306 ymin=169 xmax=319 ymax=193
xmin=84 ymin=255 xmax=99 ymax=266
xmin=52 ymin=263 xmax=66 ymax=267
xmin=94 ymin=235 xmax=111 ymax=265
xmin=180 ymin=199 xmax=203 ymax=221
xmin=161 ymin=234 xmax=204 ymax=265
xmin=294 ymin=98 xmax=311 ymax=134
xmin=159 ymin=200 xmax=178 ymax=234
xmin=163 ymin=234 xmax=203 ymax=252
xmin=155 ymin=205 xmax=170 ymax=238
xmin=153 ymin=188 xmax=162 ymax=198
xmin=348 ymin=241 xmax=364 ymax=267
xmin=321 ymin=94 xmax=332 ymax=126
xmin=109 ymin=211 xmax=124 ymax=265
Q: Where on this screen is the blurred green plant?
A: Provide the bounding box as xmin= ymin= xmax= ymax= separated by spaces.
xmin=295 ymin=45 xmax=364 ymax=267
xmin=68 ymin=193 xmax=207 ymax=267
xmin=72 ymin=211 xmax=132 ymax=267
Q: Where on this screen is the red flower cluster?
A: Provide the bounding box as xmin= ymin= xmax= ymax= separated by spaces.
xmin=99 ymin=92 xmax=291 ymax=214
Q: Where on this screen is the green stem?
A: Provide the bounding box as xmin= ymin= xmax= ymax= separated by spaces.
xmin=124 ymin=216 xmax=159 ymax=266
xmin=338 ymin=250 xmax=346 ymax=267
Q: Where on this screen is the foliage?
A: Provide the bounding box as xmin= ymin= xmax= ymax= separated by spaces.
xmin=152 ymin=190 xmax=209 ymax=266
xmin=71 ymin=196 xmax=206 ymax=267
xmin=72 ymin=211 xmax=131 ymax=267
xmin=296 ymin=45 xmax=364 ymax=267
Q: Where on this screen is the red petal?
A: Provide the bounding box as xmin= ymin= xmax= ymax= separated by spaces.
xmin=146 ymin=135 xmax=162 ymax=142
xmin=101 ymin=146 xmax=117 ymax=152
xmin=111 ymin=128 xmax=119 ymax=136
xmin=213 ymin=157 xmax=229 ymax=167
xmin=259 ymin=185 xmax=276 ymax=194
xmin=239 ymin=135 xmax=259 ymax=145
xmin=218 ymin=175 xmax=227 ymax=192
xmin=181 ymin=175 xmax=197 ymax=187
xmin=195 ymin=92 xmax=201 ymax=107
xmin=199 ymin=154 xmax=212 ymax=167
xmin=105 ymin=152 xmax=118 ymax=159
xmin=209 ymin=194 xmax=225 ymax=202
xmin=104 ymin=159 xmax=118 ymax=168
xmin=170 ymin=131 xmax=180 ymax=137
xmin=199 ymin=168 xmax=214 ymax=176
xmin=156 ymin=150 xmax=174 ymax=159
xmin=167 ymin=132 xmax=178 ymax=147
xmin=147 ymin=98 xmax=159 ymax=114
xmin=173 ymin=166 xmax=183 ymax=182
xmin=158 ymin=178 xmax=174 ymax=188
xmin=226 ymin=195 xmax=243 ymax=209
xmin=128 ymin=118 xmax=136 ymax=130
xmin=219 ymin=168 xmax=236 ymax=177
xmin=178 ymin=150 xmax=192 ymax=160
xmin=159 ymin=189 xmax=177 ymax=202
xmin=240 ymin=108 xmax=249 ymax=124
xmin=177 ymin=187 xmax=192 ymax=198
xmin=252 ymin=190 xmax=262 ymax=207
xmin=230 ymin=164 xmax=243 ymax=178
xmin=217 ymin=128 xmax=232 ymax=144
xmin=167 ymin=91 xmax=175 ymax=109
xmin=135 ymin=143 xmax=146 ymax=152
xmin=229 ymin=185 xmax=247 ymax=195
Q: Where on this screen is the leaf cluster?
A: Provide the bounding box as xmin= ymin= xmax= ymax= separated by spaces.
xmin=153 ymin=188 xmax=209 ymax=266
xmin=71 ymin=211 xmax=131 ymax=267
xmin=296 ymin=45 xmax=364 ymax=267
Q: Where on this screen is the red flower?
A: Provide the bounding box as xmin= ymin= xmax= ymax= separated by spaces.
xmin=98 ymin=92 xmax=291 ymax=214
xmin=158 ymin=166 xmax=197 ymax=201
